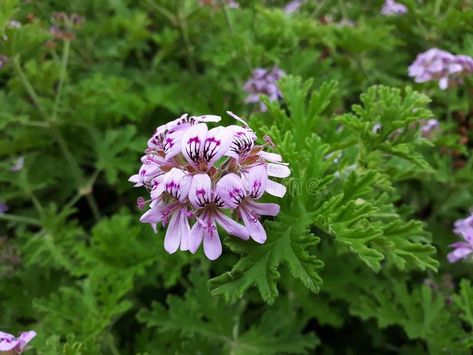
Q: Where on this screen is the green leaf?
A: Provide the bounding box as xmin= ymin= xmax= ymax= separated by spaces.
xmin=139 ymin=269 xmax=318 ymax=354
xmin=209 ymin=214 xmax=324 ymax=304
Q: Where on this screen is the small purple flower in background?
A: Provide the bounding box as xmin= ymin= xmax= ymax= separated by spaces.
xmin=199 ymin=0 xmax=239 ymax=8
xmin=381 ymin=0 xmax=407 ymax=16
xmin=0 ymin=330 xmax=36 ymax=354
xmin=7 ymin=20 xmax=22 ymax=29
xmin=10 ymin=157 xmax=24 ymax=172
xmin=284 ymin=0 xmax=304 ymax=14
xmin=408 ymin=48 xmax=473 ymax=90
xmin=0 ymin=202 xmax=8 ymax=215
xmin=420 ymin=118 xmax=439 ymax=136
xmin=243 ymin=67 xmax=285 ymax=112
xmin=130 ymin=111 xmax=290 ymax=260
xmin=448 ymin=213 xmax=473 ymax=263
xmin=0 ymin=55 xmax=8 ymax=69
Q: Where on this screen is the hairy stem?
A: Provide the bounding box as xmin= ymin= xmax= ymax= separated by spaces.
xmin=0 ymin=214 xmax=42 ymax=226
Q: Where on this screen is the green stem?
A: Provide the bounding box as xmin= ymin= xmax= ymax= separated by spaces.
xmin=52 ymin=39 xmax=70 ymax=122
xmin=337 ymin=0 xmax=349 ymax=19
xmin=433 ymin=0 xmax=443 ymax=17
xmin=12 ymin=56 xmax=49 ymax=121
xmin=222 ymin=3 xmax=253 ymax=72
xmin=13 ymin=53 xmax=101 ymax=222
xmin=0 ymin=214 xmax=42 ymax=226
xmin=177 ymin=0 xmax=197 ymax=73
xmin=146 ymin=0 xmax=177 ymax=24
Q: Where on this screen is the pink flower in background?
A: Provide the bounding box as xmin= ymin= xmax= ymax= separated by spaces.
xmin=244 ymin=67 xmax=285 ymax=111
xmin=408 ymin=48 xmax=473 ymax=90
xmin=0 ymin=55 xmax=7 ymax=69
xmin=0 ymin=330 xmax=36 ymax=354
xmin=199 ymin=0 xmax=239 ymax=8
xmin=381 ymin=0 xmax=407 ymax=16
xmin=130 ymin=112 xmax=290 ymax=260
xmin=0 ymin=202 xmax=8 ymax=215
xmin=448 ymin=213 xmax=473 ymax=263
xmin=10 ymin=157 xmax=24 ymax=172
xmin=284 ymin=0 xmax=304 ymax=14
xmin=420 ymin=119 xmax=440 ymax=136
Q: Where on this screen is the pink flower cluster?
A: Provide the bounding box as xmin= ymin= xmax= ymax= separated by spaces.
xmin=243 ymin=67 xmax=285 ymax=112
xmin=408 ymin=48 xmax=473 ymax=90
xmin=448 ymin=213 xmax=473 ymax=263
xmin=130 ymin=112 xmax=290 ymax=260
xmin=0 ymin=331 xmax=36 ymax=354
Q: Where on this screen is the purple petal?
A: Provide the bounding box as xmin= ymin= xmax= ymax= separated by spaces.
xmin=128 ymin=174 xmax=143 ymax=187
xmin=0 ymin=331 xmax=18 ymax=351
xmin=216 ymin=173 xmax=247 ymax=208
xmin=243 ymin=165 xmax=268 ymax=199
xmin=156 ymin=113 xmax=189 ymax=136
xmin=11 ymin=156 xmax=24 ymax=172
xmin=225 ymin=125 xmax=256 ymax=159
xmin=164 ymin=168 xmax=192 ymax=203
xmin=240 ymin=206 xmax=267 ymax=244
xmin=182 ymin=123 xmax=208 ymax=166
xmin=163 ymin=129 xmax=186 ymax=159
xmin=246 ymin=200 xmax=280 ymax=216
xmin=189 ymin=220 xmax=205 ymax=254
xmin=447 ymin=247 xmax=473 ymax=263
xmin=215 ymin=210 xmax=249 ymax=240
xmin=189 ymin=174 xmax=212 ymax=209
xmin=203 ymin=126 xmax=232 ymax=165
xmin=140 ymin=202 xmax=178 ymax=224
xmin=16 ymin=331 xmax=36 ymax=352
xmin=179 ymin=210 xmax=192 ymax=251
xmin=164 ymin=212 xmax=181 ymax=254
xmin=203 ymin=222 xmax=222 ymax=260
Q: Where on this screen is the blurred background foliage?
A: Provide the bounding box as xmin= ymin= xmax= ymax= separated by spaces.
xmin=1 ymin=0 xmax=473 ymax=354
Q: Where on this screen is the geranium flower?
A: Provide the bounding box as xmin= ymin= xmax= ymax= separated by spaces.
xmin=448 ymin=213 xmax=473 ymax=263
xmin=0 ymin=331 xmax=36 ymax=354
xmin=130 ymin=112 xmax=290 ymax=260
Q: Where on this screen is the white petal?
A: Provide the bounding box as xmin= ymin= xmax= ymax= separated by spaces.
xmin=156 ymin=113 xmax=188 ymax=135
xmin=265 ymin=179 xmax=287 ymax=198
xmin=259 ymin=151 xmax=282 ymax=162
xmin=226 ymin=111 xmax=249 ymax=126
xmin=164 ymin=212 xmax=181 ymax=254
xmin=194 ymin=114 xmax=221 ymax=123
xmin=439 ymin=77 xmax=449 ymax=90
xmin=267 ymin=163 xmax=291 ymax=178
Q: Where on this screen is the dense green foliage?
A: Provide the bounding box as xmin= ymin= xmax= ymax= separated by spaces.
xmin=1 ymin=0 xmax=473 ymax=353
